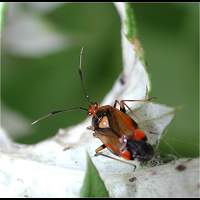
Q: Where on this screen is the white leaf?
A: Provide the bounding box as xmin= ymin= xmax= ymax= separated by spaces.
xmin=3 ymin=5 xmax=69 ymax=57
xmin=1 ymin=104 xmax=32 ymax=139
xmin=129 ymin=102 xmax=175 ymax=145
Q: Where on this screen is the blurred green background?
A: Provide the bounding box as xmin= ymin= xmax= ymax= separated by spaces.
xmin=1 ymin=3 xmax=199 ymax=157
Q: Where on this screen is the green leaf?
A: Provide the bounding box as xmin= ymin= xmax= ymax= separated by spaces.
xmin=80 ymin=153 xmax=109 ymax=197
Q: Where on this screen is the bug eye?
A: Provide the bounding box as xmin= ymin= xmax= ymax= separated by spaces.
xmin=94 ymin=103 xmax=98 ymax=109
xmin=92 ymin=116 xmax=99 ymax=126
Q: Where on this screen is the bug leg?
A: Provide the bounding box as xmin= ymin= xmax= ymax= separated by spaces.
xmin=95 ymin=144 xmax=106 ymax=154
xmin=92 ymin=132 xmax=97 ymax=138
xmin=87 ymin=126 xmax=95 ymax=131
xmin=94 ymin=152 xmax=137 ymax=170
xmin=119 ymin=135 xmax=128 ymax=150
xmin=113 ymin=100 xmax=126 ymax=113
xmin=119 ymin=100 xmax=145 ymax=124
xmin=114 ymin=98 xmax=154 ymax=118
xmin=121 ymin=96 xmax=156 ymax=105
xmin=114 ymin=100 xmax=142 ymax=127
xmin=114 ymin=97 xmax=155 ymax=114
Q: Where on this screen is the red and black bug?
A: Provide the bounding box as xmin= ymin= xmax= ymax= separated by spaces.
xmin=87 ymin=101 xmax=154 ymax=162
xmin=32 ymin=48 xmax=154 ymax=163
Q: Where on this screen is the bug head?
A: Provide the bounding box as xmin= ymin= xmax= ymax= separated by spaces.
xmin=88 ymin=102 xmax=99 ymax=116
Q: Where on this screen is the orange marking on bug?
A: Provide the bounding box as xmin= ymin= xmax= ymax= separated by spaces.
xmin=106 ymin=143 xmax=120 ymax=155
xmin=120 ymin=150 xmax=132 ymax=160
xmin=133 ymin=129 xmax=145 ymax=141
xmin=123 ymin=116 xmax=135 ymax=129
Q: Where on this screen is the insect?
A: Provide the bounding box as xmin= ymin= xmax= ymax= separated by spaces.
xmin=32 ymin=47 xmax=155 ymax=163
xmin=86 ymin=99 xmax=154 ymax=162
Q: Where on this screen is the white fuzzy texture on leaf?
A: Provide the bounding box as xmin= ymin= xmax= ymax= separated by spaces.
xmin=130 ymin=102 xmax=175 ymax=145
xmin=0 ymin=130 xmax=199 ymax=198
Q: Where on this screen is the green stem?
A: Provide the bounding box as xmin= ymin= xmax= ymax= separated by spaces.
xmin=124 ymin=2 xmax=137 ymax=40
xmin=124 ymin=3 xmax=145 ymax=63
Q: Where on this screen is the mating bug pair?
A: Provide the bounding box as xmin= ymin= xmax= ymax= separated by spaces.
xmin=32 ymin=48 xmax=155 ymax=164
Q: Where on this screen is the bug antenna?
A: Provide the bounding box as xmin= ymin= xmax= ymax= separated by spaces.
xmin=78 ymin=47 xmax=92 ymax=105
xmin=31 ymin=106 xmax=88 ymax=125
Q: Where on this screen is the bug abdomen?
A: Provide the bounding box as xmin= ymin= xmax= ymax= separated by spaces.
xmin=127 ymin=140 xmax=154 ymax=161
